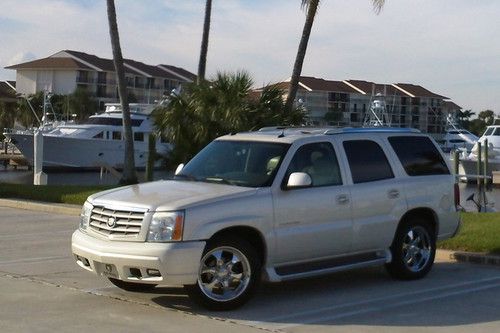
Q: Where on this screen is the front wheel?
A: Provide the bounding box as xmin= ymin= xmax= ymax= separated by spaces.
xmin=185 ymin=236 xmax=261 ymax=310
xmin=108 ymin=278 xmax=157 ymax=292
xmin=386 ymin=219 xmax=436 ymax=280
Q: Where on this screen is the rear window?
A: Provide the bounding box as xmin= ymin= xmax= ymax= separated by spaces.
xmin=388 ymin=136 xmax=449 ymax=176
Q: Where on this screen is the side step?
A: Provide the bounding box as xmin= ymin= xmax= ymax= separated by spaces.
xmin=267 ymin=251 xmax=390 ymax=282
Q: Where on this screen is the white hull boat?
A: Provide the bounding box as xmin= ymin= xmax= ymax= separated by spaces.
xmin=4 ymin=104 xmax=171 ymax=169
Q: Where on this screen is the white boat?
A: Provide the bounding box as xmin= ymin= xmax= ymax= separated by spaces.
xmin=459 ymin=125 xmax=500 ymax=178
xmin=3 ymin=103 xmax=171 ymax=169
xmin=437 ymin=113 xmax=479 ymax=153
xmin=440 ymin=128 xmax=479 ymax=153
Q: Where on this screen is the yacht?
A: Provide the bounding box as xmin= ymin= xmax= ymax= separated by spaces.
xmin=440 ymin=128 xmax=479 ymax=153
xmin=3 ymin=103 xmax=171 ymax=169
xmin=458 ymin=125 xmax=500 ymax=178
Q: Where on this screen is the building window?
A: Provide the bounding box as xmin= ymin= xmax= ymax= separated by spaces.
xmin=134 ymin=132 xmax=144 ymax=142
xmin=350 ymin=113 xmax=358 ymax=122
xmin=112 ymin=131 xmax=122 ymax=140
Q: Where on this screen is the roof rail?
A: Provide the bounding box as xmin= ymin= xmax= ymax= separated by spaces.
xmin=324 ymin=127 xmax=421 ymax=135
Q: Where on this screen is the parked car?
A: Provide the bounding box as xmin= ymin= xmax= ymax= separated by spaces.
xmin=72 ymin=127 xmax=461 ymax=310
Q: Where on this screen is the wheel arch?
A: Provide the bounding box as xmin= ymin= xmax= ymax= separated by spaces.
xmin=208 ymin=226 xmax=267 ymax=265
xmin=394 ymin=207 xmax=439 ymax=242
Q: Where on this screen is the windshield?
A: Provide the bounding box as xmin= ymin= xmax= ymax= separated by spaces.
xmin=177 ymin=140 xmax=290 ymax=187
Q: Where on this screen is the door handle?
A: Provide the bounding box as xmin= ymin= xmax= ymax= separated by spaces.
xmin=337 ymin=194 xmax=350 ymax=204
xmin=388 ymin=189 xmax=400 ymax=199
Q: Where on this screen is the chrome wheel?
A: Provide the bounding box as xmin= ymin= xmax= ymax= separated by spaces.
xmin=402 ymin=226 xmax=432 ymax=273
xmin=197 ymin=246 xmax=251 ymax=302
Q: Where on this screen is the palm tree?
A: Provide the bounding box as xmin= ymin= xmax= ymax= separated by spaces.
xmin=284 ymin=0 xmax=386 ymax=113
xmin=197 ymin=0 xmax=213 ymax=84
xmin=106 ymin=0 xmax=137 ymax=184
xmin=153 ymin=71 xmax=305 ymax=166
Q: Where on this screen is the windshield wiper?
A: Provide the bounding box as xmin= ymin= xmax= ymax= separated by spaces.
xmin=173 ymin=173 xmax=198 ymax=181
xmin=203 ymin=177 xmax=235 ymax=185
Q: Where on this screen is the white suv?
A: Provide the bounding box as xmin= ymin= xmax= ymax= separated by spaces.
xmin=72 ymin=127 xmax=460 ymax=310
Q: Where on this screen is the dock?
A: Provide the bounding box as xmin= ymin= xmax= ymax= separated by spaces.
xmin=0 ymin=153 xmax=29 ymax=168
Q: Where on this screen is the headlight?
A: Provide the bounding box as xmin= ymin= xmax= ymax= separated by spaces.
xmin=79 ymin=201 xmax=93 ymax=231
xmin=147 ymin=211 xmax=184 ymax=242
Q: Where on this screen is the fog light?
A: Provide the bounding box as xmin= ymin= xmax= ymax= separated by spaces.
xmin=130 ymin=268 xmax=142 ymax=278
xmin=147 ymin=269 xmax=161 ymax=277
xmin=77 ymin=255 xmax=90 ymax=267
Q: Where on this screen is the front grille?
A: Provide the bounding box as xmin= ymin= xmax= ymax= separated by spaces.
xmin=89 ymin=206 xmax=145 ymax=238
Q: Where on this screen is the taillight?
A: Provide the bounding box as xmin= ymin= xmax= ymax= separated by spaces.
xmin=454 ymin=183 xmax=460 ymax=208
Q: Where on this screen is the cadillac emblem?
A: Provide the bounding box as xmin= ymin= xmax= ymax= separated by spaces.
xmin=107 ymin=217 xmax=116 ymax=228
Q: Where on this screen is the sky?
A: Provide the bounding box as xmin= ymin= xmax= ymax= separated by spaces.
xmin=0 ymin=0 xmax=499 ymax=114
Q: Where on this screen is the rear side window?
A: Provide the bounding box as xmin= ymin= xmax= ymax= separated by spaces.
xmin=343 ymin=140 xmax=394 ymax=184
xmin=388 ymin=136 xmax=449 ymax=176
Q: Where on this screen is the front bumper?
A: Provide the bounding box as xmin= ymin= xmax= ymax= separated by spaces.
xmin=71 ymin=230 xmax=206 ymax=286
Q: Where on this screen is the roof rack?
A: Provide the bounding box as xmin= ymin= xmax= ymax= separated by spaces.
xmin=327 ymin=127 xmax=421 ymax=135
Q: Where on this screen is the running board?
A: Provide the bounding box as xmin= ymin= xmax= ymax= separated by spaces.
xmin=266 ymin=251 xmax=390 ymax=282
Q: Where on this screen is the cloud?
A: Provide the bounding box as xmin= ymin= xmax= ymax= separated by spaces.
xmin=0 ymin=0 xmax=499 ymax=112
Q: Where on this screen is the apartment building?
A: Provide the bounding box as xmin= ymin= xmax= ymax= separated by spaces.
xmin=279 ymin=76 xmax=457 ymax=135
xmin=5 ymin=50 xmax=196 ymax=109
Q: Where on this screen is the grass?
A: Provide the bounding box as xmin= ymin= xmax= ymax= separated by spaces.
xmin=1 ymin=183 xmax=499 ymax=255
xmin=0 ymin=183 xmax=115 ymax=205
xmin=438 ymin=212 xmax=500 ymax=255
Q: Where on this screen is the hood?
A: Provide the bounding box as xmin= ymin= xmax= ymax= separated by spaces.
xmin=89 ymin=180 xmax=258 ymax=211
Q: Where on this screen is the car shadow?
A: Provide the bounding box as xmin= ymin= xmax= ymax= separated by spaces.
xmin=150 ymin=262 xmax=500 ymax=328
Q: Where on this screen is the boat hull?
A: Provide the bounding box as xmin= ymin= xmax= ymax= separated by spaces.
xmin=6 ymin=132 xmax=170 ymax=170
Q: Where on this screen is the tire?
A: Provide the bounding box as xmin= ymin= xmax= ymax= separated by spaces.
xmin=185 ymin=236 xmax=261 ymax=311
xmin=386 ymin=218 xmax=436 ymax=280
xmin=108 ymin=278 xmax=157 ymax=292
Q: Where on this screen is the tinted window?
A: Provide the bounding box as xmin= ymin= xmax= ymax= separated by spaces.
xmin=388 ymin=136 xmax=449 ymax=176
xmin=86 ymin=117 xmax=143 ymax=127
xmin=286 ymin=142 xmax=342 ymax=187
xmin=343 ymin=140 xmax=394 ymax=184
xmin=112 ymin=131 xmax=122 ymax=140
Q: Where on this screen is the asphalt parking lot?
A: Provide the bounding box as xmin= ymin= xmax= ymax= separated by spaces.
xmin=1 ymin=205 xmax=500 ymax=333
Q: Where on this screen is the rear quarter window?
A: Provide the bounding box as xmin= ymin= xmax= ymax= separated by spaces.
xmin=388 ymin=136 xmax=450 ymax=176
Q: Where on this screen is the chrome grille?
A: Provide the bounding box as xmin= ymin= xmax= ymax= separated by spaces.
xmin=89 ymin=206 xmax=145 ymax=237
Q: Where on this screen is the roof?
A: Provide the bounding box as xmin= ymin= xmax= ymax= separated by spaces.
xmin=394 ymin=83 xmax=448 ymax=99
xmin=442 ymin=100 xmax=462 ymax=110
xmin=345 ymin=80 xmax=404 ymax=96
xmin=219 ymin=126 xmax=422 ymax=144
xmin=5 ymin=49 xmax=196 ymax=81
xmin=5 ymin=57 xmax=93 ymax=70
xmin=274 ymin=76 xmax=450 ymax=100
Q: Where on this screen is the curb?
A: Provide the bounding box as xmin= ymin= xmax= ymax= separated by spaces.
xmin=0 ymin=198 xmax=81 ymax=216
xmin=451 ymin=251 xmax=500 ymax=266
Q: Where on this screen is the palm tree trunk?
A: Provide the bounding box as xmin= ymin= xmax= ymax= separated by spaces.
xmin=197 ymin=0 xmax=212 ymax=84
xmin=284 ymin=0 xmax=319 ymax=114
xmin=106 ymin=0 xmax=137 ymax=184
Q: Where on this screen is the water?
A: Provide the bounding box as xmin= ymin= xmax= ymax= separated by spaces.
xmin=0 ymin=166 xmax=173 ymax=186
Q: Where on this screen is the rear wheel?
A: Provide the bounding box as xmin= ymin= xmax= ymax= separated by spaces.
xmin=386 ymin=218 xmax=436 ymax=280
xmin=108 ymin=278 xmax=157 ymax=292
xmin=185 ymin=236 xmax=261 ymax=310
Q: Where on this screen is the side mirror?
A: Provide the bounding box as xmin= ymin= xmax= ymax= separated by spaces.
xmin=174 ymin=163 xmax=185 ymax=175
xmin=286 ymin=172 xmax=312 ymax=189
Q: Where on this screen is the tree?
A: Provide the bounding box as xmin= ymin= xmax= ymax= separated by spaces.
xmin=197 ymin=0 xmax=212 ymax=84
xmin=106 ymin=0 xmax=137 ymax=184
xmin=67 ymin=88 xmax=98 ymax=122
xmin=478 ymin=109 xmax=495 ymax=126
xmin=153 ymin=71 xmax=305 ymax=166
xmin=0 ymin=101 xmax=16 ymax=139
xmin=284 ymin=0 xmax=386 ymax=113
